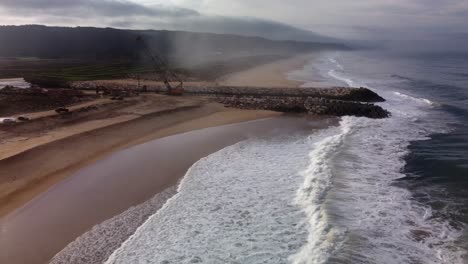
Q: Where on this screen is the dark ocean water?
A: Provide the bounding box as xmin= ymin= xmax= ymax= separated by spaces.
xmin=399 ymin=54 xmax=468 ymax=254
xmin=307 ymin=50 xmax=468 ymax=263
xmin=353 ymin=52 xmax=468 ymax=236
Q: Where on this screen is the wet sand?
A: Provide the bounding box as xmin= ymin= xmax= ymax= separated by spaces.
xmin=0 ymin=98 xmax=280 ymax=217
xmin=0 ymin=54 xmax=314 ymax=264
xmin=0 ymin=115 xmax=333 ymax=264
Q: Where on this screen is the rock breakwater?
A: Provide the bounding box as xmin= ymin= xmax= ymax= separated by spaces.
xmin=72 ymin=82 xmax=384 ymax=103
xmin=217 ymin=95 xmax=390 ymax=119
xmin=71 ymin=81 xmax=390 ymax=118
xmin=190 ymin=86 xmax=385 ymax=103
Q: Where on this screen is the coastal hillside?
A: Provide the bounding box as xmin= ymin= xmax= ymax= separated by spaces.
xmin=0 ymin=25 xmax=349 ymax=84
xmin=0 ymin=25 xmax=348 ymax=61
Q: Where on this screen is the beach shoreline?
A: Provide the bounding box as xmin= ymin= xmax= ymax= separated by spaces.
xmin=0 ymin=102 xmax=280 ymax=217
xmin=0 ymin=54 xmax=311 ymax=218
xmin=0 ymin=54 xmax=313 ymax=264
xmin=50 ymin=115 xmax=333 ymax=264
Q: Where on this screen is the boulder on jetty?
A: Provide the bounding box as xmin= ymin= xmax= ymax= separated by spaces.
xmin=191 ymin=86 xmax=386 ymax=103
xmin=217 ymin=95 xmax=390 ymax=119
xmin=304 ymin=98 xmax=390 ymax=118
xmin=72 ymin=81 xmax=384 ymax=103
xmin=209 ymin=86 xmax=389 ymax=119
xmin=71 ymin=80 xmax=390 ymax=118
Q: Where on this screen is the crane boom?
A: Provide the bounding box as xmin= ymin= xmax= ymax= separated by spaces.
xmin=136 ymin=36 xmax=184 ymax=95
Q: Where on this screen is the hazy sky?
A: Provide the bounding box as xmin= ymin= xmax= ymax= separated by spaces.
xmin=0 ymin=0 xmax=467 ymax=39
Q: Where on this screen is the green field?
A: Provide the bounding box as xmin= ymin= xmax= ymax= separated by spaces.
xmin=1 ymin=54 xmax=287 ymax=87
xmin=38 ymin=62 xmax=154 ymax=81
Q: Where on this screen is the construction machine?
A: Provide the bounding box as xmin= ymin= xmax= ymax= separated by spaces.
xmin=136 ymin=36 xmax=184 ymax=96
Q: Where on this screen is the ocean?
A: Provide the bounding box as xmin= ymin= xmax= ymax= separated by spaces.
xmin=105 ymin=50 xmax=468 ymax=264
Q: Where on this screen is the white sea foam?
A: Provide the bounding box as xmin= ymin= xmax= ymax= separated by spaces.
xmin=327 ymin=115 xmax=463 ymax=263
xmin=290 ymin=120 xmax=351 ymax=264
xmin=106 ymin=137 xmax=323 ymax=264
xmin=327 ymin=55 xmax=358 ymax=87
xmin=394 ymin=91 xmax=437 ymax=106
xmin=317 ymin=53 xmax=465 ymax=263
xmin=329 ymin=57 xmax=344 ymax=70
xmin=103 ymin=51 xmax=465 ymax=264
xmin=328 ymin=69 xmax=356 ymax=87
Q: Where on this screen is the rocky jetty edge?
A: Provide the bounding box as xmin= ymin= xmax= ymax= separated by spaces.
xmin=207 ymin=86 xmax=390 ymax=119
xmin=71 ymin=81 xmax=390 ymax=119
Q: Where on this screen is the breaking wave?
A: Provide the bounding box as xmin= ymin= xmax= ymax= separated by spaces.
xmin=290 ymin=120 xmax=351 ymax=264
xmin=394 ymin=91 xmax=437 ymax=106
xmin=317 ymin=52 xmax=463 ymax=263
xmin=106 ymin=137 xmax=320 ymax=264
xmin=103 ymin=51 xmax=465 ymax=264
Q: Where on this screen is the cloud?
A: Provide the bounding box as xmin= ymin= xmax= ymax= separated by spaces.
xmin=0 ymin=0 xmax=199 ymax=18
xmin=169 ymin=0 xmax=468 ymax=37
xmin=104 ymin=15 xmax=336 ymax=43
xmin=0 ymin=0 xmax=467 ymax=43
xmin=0 ymin=0 xmax=336 ymax=43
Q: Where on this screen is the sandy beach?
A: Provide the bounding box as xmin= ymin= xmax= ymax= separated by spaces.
xmin=0 ymin=54 xmax=314 ymax=264
xmin=0 ymin=99 xmax=277 ymax=217
xmin=219 ymin=54 xmax=312 ymax=87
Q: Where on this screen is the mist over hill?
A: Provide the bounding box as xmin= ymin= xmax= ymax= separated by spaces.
xmin=141 ymin=16 xmax=341 ymax=44
xmin=0 ymin=25 xmax=349 ymax=64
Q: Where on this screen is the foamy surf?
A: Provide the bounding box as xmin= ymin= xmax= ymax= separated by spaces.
xmin=329 ymin=57 xmax=344 ymax=70
xmin=317 ymin=52 xmax=464 ymax=263
xmin=290 ymin=120 xmax=351 ymax=264
xmin=328 ymin=69 xmax=356 ymax=87
xmin=106 ymin=137 xmax=325 ymax=264
xmin=394 ymin=91 xmax=437 ymax=106
xmin=325 ymin=115 xmax=464 ymax=264
xmin=102 ymin=51 xmax=466 ymax=264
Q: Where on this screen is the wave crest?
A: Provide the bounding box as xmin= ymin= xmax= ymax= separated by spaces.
xmin=291 ymin=119 xmax=352 ymax=264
